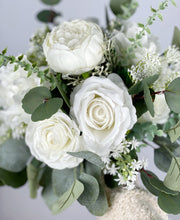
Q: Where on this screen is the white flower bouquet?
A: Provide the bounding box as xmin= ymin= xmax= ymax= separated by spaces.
xmin=0 ymin=0 xmax=180 ymax=218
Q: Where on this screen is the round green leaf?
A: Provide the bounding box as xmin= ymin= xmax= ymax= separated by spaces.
xmin=31 ymin=97 xmax=63 ymax=122
xmin=37 ymin=10 xmax=60 ymax=23
xmin=41 ymin=0 xmax=61 ymax=5
xmin=154 ymin=148 xmax=171 ymax=172
xmin=158 ymin=192 xmax=180 ymax=214
xmin=0 ymin=138 xmax=31 ymax=172
xmin=78 ymin=172 xmax=99 ymax=206
xmin=165 ymin=77 xmax=180 ymax=113
xmin=22 ymin=86 xmax=51 ymax=114
xmin=0 ymin=168 xmax=27 ymax=188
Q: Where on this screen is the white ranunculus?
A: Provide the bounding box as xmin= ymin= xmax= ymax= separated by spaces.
xmin=0 ymin=60 xmax=41 ymax=138
xmin=70 ymin=74 xmax=137 ymax=157
xmin=43 ymin=19 xmax=104 ymax=75
xmin=138 ymin=94 xmax=170 ymax=124
xmin=25 ymin=111 xmax=83 ymax=170
xmin=111 ymin=21 xmax=159 ymax=65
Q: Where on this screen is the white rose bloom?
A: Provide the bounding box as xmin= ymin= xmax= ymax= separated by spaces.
xmin=111 ymin=21 xmax=159 ymax=65
xmin=43 ymin=19 xmax=104 ymax=75
xmin=138 ymin=94 xmax=170 ymax=124
xmin=70 ymin=74 xmax=137 ymax=157
xmin=0 ymin=60 xmax=41 ymax=138
xmin=25 ymin=111 xmax=83 ymax=170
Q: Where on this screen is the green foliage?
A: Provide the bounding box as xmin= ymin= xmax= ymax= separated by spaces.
xmin=172 ymin=26 xmax=180 ymax=48
xmin=52 ymin=180 xmax=84 ymax=214
xmin=22 ymin=87 xmax=51 ymax=114
xmin=168 ymin=120 xmax=180 ymax=142
xmin=68 ymin=151 xmax=105 ymax=169
xmin=150 ymin=177 xmax=178 ymax=195
xmin=42 ymin=184 xmax=59 ymax=210
xmin=164 ymin=157 xmax=180 ymax=191
xmin=86 ymin=182 xmax=108 ymax=216
xmin=41 ymin=0 xmax=61 ymax=5
xmin=78 ymin=172 xmax=99 ymax=206
xmin=110 ymin=0 xmax=138 ymax=20
xmin=27 ymin=158 xmax=43 ymax=198
xmin=154 ymin=136 xmax=180 ymax=172
xmin=143 ymin=82 xmax=154 ymax=116
xmin=52 ymin=168 xmax=77 ymax=197
xmin=128 ymin=122 xmax=163 ymax=141
xmin=165 ymin=77 xmax=180 ymax=113
xmin=0 ymin=168 xmax=27 ymax=188
xmin=158 ymin=192 xmax=180 ymax=214
xmin=154 ymin=147 xmax=172 ymax=172
xmin=22 ymin=86 xmax=63 ymax=122
xmin=140 ymin=170 xmax=161 ymax=196
xmin=0 ymin=138 xmax=31 ymax=172
xmin=31 ymin=98 xmax=63 ymax=122
xmin=37 ymin=10 xmax=60 ymax=23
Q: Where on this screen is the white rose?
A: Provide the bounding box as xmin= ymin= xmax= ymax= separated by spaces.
xmin=43 ymin=19 xmax=104 ymax=75
xmin=138 ymin=94 xmax=170 ymax=124
xmin=0 ymin=59 xmax=41 ymax=138
xmin=70 ymin=74 xmax=137 ymax=157
xmin=111 ymin=21 xmax=159 ymax=65
xmin=25 ymin=111 xmax=83 ymax=170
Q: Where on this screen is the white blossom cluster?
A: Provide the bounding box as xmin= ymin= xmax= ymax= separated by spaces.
xmin=129 ymin=46 xmax=180 ymax=92
xmin=102 ymin=138 xmax=148 ymax=190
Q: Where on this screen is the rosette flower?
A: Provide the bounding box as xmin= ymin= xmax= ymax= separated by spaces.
xmin=43 ymin=19 xmax=104 ymax=75
xmin=70 ymin=74 xmax=137 ymax=157
xmin=25 ymin=111 xmax=83 ymax=169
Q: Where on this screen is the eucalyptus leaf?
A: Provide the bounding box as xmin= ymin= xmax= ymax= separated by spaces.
xmin=150 ymin=177 xmax=178 ymax=195
xmin=164 ymin=157 xmax=180 ymax=191
xmin=86 ymin=183 xmax=108 ymax=216
xmin=41 ymin=0 xmax=61 ymax=5
xmin=42 ymin=184 xmax=60 ymax=211
xmin=0 ymin=168 xmax=27 ymax=188
xmin=168 ymin=121 xmax=180 ymax=143
xmin=52 ymin=168 xmax=78 ymax=196
xmin=52 ymin=180 xmax=84 ymax=214
xmin=78 ymin=172 xmax=99 ymax=206
xmin=143 ymin=82 xmax=154 ymax=117
xmin=84 ymin=161 xmax=102 ymax=182
xmin=172 ymin=26 xmax=180 ymax=48
xmin=37 ymin=10 xmax=60 ymax=23
xmin=0 ymin=138 xmax=31 ymax=172
xmin=129 ymin=75 xmax=159 ymax=95
xmin=68 ymin=151 xmax=105 ymax=169
xmin=158 ymin=192 xmax=180 ymax=214
xmin=165 ymin=77 xmax=180 ymax=113
xmin=22 ymin=86 xmax=51 ymax=114
xmin=31 ymin=97 xmax=63 ymax=122
xmin=154 ymin=147 xmax=172 ymax=172
xmin=27 ymin=158 xmax=43 ymax=198
xmin=140 ymin=170 xmax=160 ymax=196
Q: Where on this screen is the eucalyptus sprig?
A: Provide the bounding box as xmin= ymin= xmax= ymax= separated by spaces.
xmin=0 ymin=49 xmax=50 ymax=83
xmin=122 ymin=0 xmax=176 ymax=65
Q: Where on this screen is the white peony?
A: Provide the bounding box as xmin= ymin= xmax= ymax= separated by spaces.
xmin=0 ymin=60 xmax=41 ymax=138
xmin=70 ymin=74 xmax=137 ymax=157
xmin=43 ymin=19 xmax=104 ymax=75
xmin=138 ymin=94 xmax=170 ymax=124
xmin=111 ymin=21 xmax=159 ymax=65
xmin=25 ymin=111 xmax=83 ymax=170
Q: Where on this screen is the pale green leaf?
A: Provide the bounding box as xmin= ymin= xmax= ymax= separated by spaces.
xmin=143 ymin=82 xmax=154 ymax=117
xmin=168 ymin=121 xmax=180 ymax=143
xmin=78 ymin=172 xmax=99 ymax=206
xmin=68 ymin=151 xmax=105 ymax=169
xmin=0 ymin=138 xmax=31 ymax=172
xmin=164 ymin=157 xmax=180 ymax=191
xmin=52 ymin=180 xmax=84 ymax=214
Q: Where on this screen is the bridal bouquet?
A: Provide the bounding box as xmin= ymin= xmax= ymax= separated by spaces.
xmin=0 ymin=0 xmax=180 ymax=217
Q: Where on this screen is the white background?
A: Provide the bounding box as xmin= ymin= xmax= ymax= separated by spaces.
xmin=0 ymin=0 xmax=180 ymax=219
